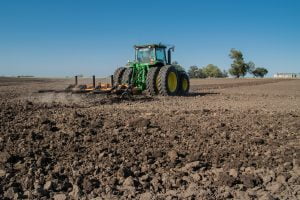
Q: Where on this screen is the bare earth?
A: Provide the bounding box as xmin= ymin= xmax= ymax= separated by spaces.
xmin=0 ymin=77 xmax=299 ymax=200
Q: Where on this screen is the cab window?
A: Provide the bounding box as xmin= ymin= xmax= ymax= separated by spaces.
xmin=136 ymin=48 xmax=155 ymax=63
xmin=156 ymin=48 xmax=166 ymax=62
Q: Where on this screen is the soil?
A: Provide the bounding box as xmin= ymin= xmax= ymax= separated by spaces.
xmin=0 ymin=77 xmax=299 ymax=200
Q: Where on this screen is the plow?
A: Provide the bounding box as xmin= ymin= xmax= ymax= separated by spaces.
xmin=39 ymin=43 xmax=190 ymax=96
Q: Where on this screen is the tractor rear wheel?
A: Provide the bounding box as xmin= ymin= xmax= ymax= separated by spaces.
xmin=157 ymin=65 xmax=179 ymax=96
xmin=113 ymin=67 xmax=126 ymax=86
xmin=178 ymin=72 xmax=190 ymax=95
xmin=122 ymin=68 xmax=133 ymax=85
xmin=146 ymin=67 xmax=160 ymax=95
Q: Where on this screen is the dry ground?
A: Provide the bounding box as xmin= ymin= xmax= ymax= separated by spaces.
xmin=0 ymin=77 xmax=299 ymax=200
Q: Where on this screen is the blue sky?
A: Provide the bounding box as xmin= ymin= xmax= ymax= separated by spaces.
xmin=0 ymin=0 xmax=299 ymax=77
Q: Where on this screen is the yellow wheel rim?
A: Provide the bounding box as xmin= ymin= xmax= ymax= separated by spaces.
xmin=182 ymin=78 xmax=188 ymax=91
xmin=167 ymin=72 xmax=177 ymax=92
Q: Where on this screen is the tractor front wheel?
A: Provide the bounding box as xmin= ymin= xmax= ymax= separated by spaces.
xmin=146 ymin=67 xmax=160 ymax=95
xmin=113 ymin=67 xmax=126 ymax=86
xmin=178 ymin=72 xmax=190 ymax=95
xmin=157 ymin=65 xmax=179 ymax=96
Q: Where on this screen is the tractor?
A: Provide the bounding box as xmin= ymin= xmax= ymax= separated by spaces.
xmin=113 ymin=44 xmax=190 ymax=96
xmin=38 ymin=44 xmax=190 ymax=96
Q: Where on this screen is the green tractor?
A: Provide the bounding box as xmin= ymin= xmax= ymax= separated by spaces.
xmin=113 ymin=44 xmax=190 ymax=96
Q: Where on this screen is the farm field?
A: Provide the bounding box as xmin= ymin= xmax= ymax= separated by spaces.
xmin=0 ymin=77 xmax=299 ymax=199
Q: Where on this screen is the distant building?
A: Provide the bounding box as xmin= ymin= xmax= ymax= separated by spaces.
xmin=274 ymin=73 xmax=300 ymax=78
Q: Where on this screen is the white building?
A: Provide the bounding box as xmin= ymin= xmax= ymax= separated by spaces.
xmin=274 ymin=73 xmax=300 ymax=78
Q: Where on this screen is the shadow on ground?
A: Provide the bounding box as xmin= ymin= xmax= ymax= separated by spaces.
xmin=90 ymin=94 xmax=156 ymax=105
xmin=186 ymin=92 xmax=220 ymax=97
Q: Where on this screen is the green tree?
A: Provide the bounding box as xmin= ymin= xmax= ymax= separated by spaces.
xmin=247 ymin=61 xmax=256 ymax=73
xmin=172 ymin=61 xmax=185 ymax=72
xmin=251 ymin=67 xmax=268 ymax=78
xmin=188 ymin=66 xmax=198 ymax=78
xmin=228 ymin=49 xmax=250 ymax=78
xmin=197 ymin=68 xmax=206 ymax=78
xmin=188 ymin=66 xmax=206 ymax=78
xmin=202 ymin=64 xmax=223 ymax=78
xmin=222 ymin=70 xmax=228 ymax=78
xmin=247 ymin=61 xmax=268 ymax=78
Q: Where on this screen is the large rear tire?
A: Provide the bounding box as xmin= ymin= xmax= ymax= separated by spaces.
xmin=157 ymin=65 xmax=179 ymax=96
xmin=113 ymin=67 xmax=126 ymax=86
xmin=121 ymin=68 xmax=133 ymax=85
xmin=146 ymin=67 xmax=160 ymax=95
xmin=178 ymin=72 xmax=190 ymax=95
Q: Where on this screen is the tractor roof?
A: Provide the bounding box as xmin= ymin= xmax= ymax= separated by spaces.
xmin=134 ymin=44 xmax=167 ymax=49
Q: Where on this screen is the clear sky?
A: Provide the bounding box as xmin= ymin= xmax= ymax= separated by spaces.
xmin=0 ymin=0 xmax=299 ymax=77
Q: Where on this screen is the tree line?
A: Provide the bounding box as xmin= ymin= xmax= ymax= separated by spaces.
xmin=188 ymin=64 xmax=228 ymax=78
xmin=187 ymin=49 xmax=268 ymax=78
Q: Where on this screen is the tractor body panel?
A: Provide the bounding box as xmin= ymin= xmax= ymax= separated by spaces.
xmin=129 ymin=62 xmax=161 ymax=90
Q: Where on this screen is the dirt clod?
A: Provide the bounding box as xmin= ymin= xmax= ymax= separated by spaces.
xmin=127 ymin=117 xmax=151 ymax=128
xmin=240 ymin=174 xmax=262 ymax=188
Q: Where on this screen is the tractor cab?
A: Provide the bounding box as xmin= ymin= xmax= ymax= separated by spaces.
xmin=134 ymin=44 xmax=174 ymax=65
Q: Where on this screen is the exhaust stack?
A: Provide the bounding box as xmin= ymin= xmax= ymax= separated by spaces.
xmin=167 ymin=46 xmax=175 ymax=65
